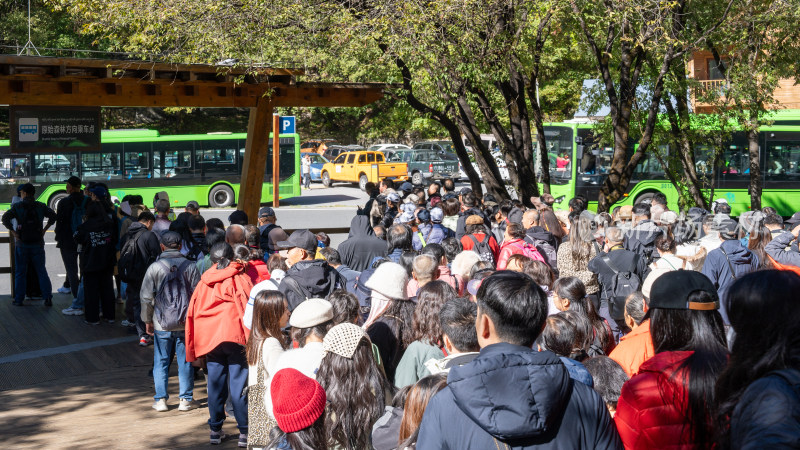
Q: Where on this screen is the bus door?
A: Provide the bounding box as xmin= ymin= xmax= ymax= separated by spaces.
xmin=764 ymin=130 xmax=800 ymax=190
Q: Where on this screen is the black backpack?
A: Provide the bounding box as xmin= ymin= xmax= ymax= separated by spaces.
xmin=467 ymin=234 xmax=495 ymax=265
xmin=118 ymin=232 xmax=151 ymax=283
xmin=602 ymin=255 xmax=641 ymax=320
xmin=154 ymin=259 xmax=194 ymax=329
xmin=70 ymin=196 xmax=88 ymax=234
xmin=15 ymin=202 xmax=44 ymax=244
xmin=259 ymin=224 xmax=281 ymax=254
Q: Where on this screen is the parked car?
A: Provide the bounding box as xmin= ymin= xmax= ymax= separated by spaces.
xmin=301 ymin=152 xmax=330 ymax=182
xmin=368 ymin=143 xmax=412 ymax=152
xmin=321 ymin=151 xmax=408 ymax=190
xmin=383 ymin=148 xmax=460 ymax=185
xmin=322 ymin=145 xmax=350 ymax=162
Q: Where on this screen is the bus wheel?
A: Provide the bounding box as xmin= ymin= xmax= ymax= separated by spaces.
xmin=634 ymin=192 xmax=655 ymax=206
xmin=208 ymin=184 xmax=234 ymax=208
xmin=411 ymin=171 xmax=423 ymax=186
xmin=359 ymin=174 xmax=369 ymax=191
xmin=48 ymin=192 xmax=68 ymax=211
xmin=322 ymin=171 xmax=331 ymax=187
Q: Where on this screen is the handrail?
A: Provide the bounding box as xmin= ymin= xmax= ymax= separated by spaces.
xmin=0 ymin=233 xmax=15 ymax=294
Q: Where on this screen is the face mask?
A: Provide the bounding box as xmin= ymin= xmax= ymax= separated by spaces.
xmin=740 ymin=232 xmax=750 ymax=247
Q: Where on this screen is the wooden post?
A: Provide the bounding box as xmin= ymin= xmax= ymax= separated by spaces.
xmin=239 ymin=98 xmax=272 ymax=223
xmin=272 ymin=114 xmax=280 ymax=208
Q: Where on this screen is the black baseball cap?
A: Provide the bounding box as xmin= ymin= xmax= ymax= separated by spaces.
xmin=64 ymin=176 xmax=82 ymax=188
xmin=161 ymin=231 xmax=182 ymax=249
xmin=185 ymin=200 xmax=200 ymax=211
xmin=277 ymin=229 xmax=318 ymax=254
xmin=712 ymin=215 xmax=739 ymax=240
xmin=786 ymin=212 xmax=800 ymax=225
xmin=228 ymin=210 xmax=249 ymax=225
xmin=649 ymin=271 xmax=719 ymax=311
xmin=459 ymin=187 xmax=473 ymax=196
xmin=259 ymin=207 xmax=276 ymax=218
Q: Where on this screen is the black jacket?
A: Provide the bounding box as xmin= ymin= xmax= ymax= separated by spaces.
xmin=54 ymin=192 xmax=86 ymax=249
xmin=75 ymin=215 xmax=118 ymax=272
xmin=588 ymin=247 xmax=649 ymax=303
xmin=623 ymin=220 xmax=663 ymax=263
xmin=416 ymin=343 xmax=622 ymax=449
xmin=339 ymin=215 xmax=387 ymax=272
xmin=456 ymin=207 xmax=491 ymax=239
xmin=1 ymin=197 xmax=56 ymax=247
xmin=730 ymin=368 xmax=800 ymax=449
xmin=279 ymin=259 xmax=344 ymax=311
xmin=120 ymin=222 xmax=162 ymax=282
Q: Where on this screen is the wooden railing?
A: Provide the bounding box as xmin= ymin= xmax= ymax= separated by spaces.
xmin=697 ymin=79 xmax=728 ymax=93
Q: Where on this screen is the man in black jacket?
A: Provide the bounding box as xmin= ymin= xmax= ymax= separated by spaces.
xmin=278 ymin=229 xmax=344 ymax=311
xmin=55 ymin=176 xmax=86 ymax=305
xmin=338 ymin=215 xmax=387 ymax=272
xmin=119 ymin=211 xmax=162 ymax=345
xmin=416 ymin=271 xmax=622 ymax=449
xmin=2 ymin=183 xmax=57 ymax=306
xmin=623 ymin=203 xmax=663 ymax=264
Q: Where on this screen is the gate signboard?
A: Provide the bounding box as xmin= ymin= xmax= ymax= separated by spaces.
xmin=10 ymin=106 xmax=101 ymax=153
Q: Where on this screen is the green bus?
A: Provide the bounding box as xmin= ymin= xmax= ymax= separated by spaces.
xmin=540 ymin=117 xmax=800 ymax=216
xmin=0 ymin=129 xmax=300 ymax=210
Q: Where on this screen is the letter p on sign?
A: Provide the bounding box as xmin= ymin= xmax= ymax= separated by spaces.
xmin=279 ymin=116 xmax=295 ymax=134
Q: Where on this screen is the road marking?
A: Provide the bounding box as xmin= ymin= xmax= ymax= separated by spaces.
xmin=0 ymin=335 xmax=139 ymax=364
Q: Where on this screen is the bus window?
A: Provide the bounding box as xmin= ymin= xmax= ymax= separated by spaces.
xmin=358 ymin=154 xmax=366 ymax=163
xmin=633 ymin=147 xmax=665 ymax=179
xmin=124 ymin=142 xmax=152 ymax=180
xmin=0 ymin=157 xmax=30 ymax=179
xmin=766 ymin=142 xmax=800 ymax=183
xmin=196 ymin=140 xmax=238 ymax=175
xmin=264 ymin=138 xmax=298 ymax=181
xmin=367 ymin=153 xmax=376 ymax=163
xmin=543 ymin=126 xmax=574 ymax=181
xmin=33 ymin=154 xmax=78 ymax=183
xmin=153 ymin=141 xmax=193 ymax=178
xmin=82 ymin=147 xmax=122 ymax=181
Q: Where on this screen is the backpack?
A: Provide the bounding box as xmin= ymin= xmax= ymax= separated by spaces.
xmin=767 ymin=255 xmax=800 ymax=277
xmin=154 ymin=259 xmax=194 ymax=329
xmin=259 ymin=224 xmax=281 ymax=254
xmin=467 ymin=234 xmax=495 ymax=264
xmin=118 ymin=232 xmax=151 ymax=283
xmin=602 ymin=254 xmax=642 ymax=321
xmin=71 ymin=196 xmax=88 ymax=234
xmin=185 ymin=240 xmax=202 ymax=262
xmin=15 ymin=202 xmax=44 ymax=244
xmin=525 ymin=236 xmax=557 ymax=268
xmin=512 ymin=241 xmax=546 ymax=263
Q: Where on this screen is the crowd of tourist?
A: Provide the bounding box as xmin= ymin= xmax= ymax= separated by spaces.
xmin=4 ymin=176 xmax=800 ymax=449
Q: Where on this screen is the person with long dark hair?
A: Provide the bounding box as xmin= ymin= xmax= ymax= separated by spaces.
xmin=615 ymin=271 xmax=728 ymax=449
xmin=267 ymin=368 xmax=328 ymax=450
xmin=715 ymin=270 xmax=800 ymax=448
xmin=246 ymin=291 xmax=290 ymax=449
xmin=74 ymin=197 xmax=117 ymax=324
xmin=539 ymin=313 xmax=594 ymax=387
xmin=553 ymin=277 xmax=615 ymax=355
xmin=398 ymin=373 xmax=448 ymax=449
xmin=394 ymin=281 xmax=456 ymax=388
xmin=363 ymin=262 xmax=414 ymax=384
xmin=317 ymin=323 xmax=388 ymax=449
xmin=186 ymin=242 xmax=254 ymax=446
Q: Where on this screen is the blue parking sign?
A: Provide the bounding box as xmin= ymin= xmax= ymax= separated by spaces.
xmin=280 ymin=116 xmax=295 ymax=134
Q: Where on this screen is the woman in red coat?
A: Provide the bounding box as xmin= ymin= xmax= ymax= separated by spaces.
xmin=614 ymin=271 xmax=728 ymax=449
xmin=496 ymin=222 xmax=545 ymax=270
xmin=186 ymin=242 xmax=254 ymax=446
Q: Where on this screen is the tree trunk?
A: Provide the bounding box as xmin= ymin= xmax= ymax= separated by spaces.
xmin=454 ymin=95 xmax=509 ymax=200
xmin=747 ymin=123 xmax=762 ymax=210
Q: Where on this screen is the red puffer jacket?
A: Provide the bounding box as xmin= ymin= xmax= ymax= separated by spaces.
xmin=615 ymin=351 xmax=700 ymax=449
xmin=185 ymin=262 xmax=254 ymax=361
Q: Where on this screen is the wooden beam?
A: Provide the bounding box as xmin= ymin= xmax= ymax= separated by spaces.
xmin=238 ymin=98 xmax=273 ymax=223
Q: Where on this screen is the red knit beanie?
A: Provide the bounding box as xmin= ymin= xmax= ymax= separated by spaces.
xmin=270 ymin=368 xmax=327 ymax=433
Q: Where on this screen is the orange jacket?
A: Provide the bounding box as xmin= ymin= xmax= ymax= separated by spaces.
xmin=186 ymin=262 xmax=254 ymax=361
xmin=609 ymin=319 xmax=655 ymax=377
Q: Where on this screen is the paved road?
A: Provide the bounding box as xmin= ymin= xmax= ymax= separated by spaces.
xmin=0 ymin=181 xmax=470 ymax=297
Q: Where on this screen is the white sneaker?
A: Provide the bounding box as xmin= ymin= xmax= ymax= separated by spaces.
xmin=120 ymin=319 xmax=134 ymax=327
xmin=152 ymin=398 xmax=168 ymax=412
xmin=57 ymin=286 xmax=71 ymax=294
xmin=61 ymin=307 xmax=84 ymax=316
xmin=178 ymin=399 xmax=194 ymax=411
